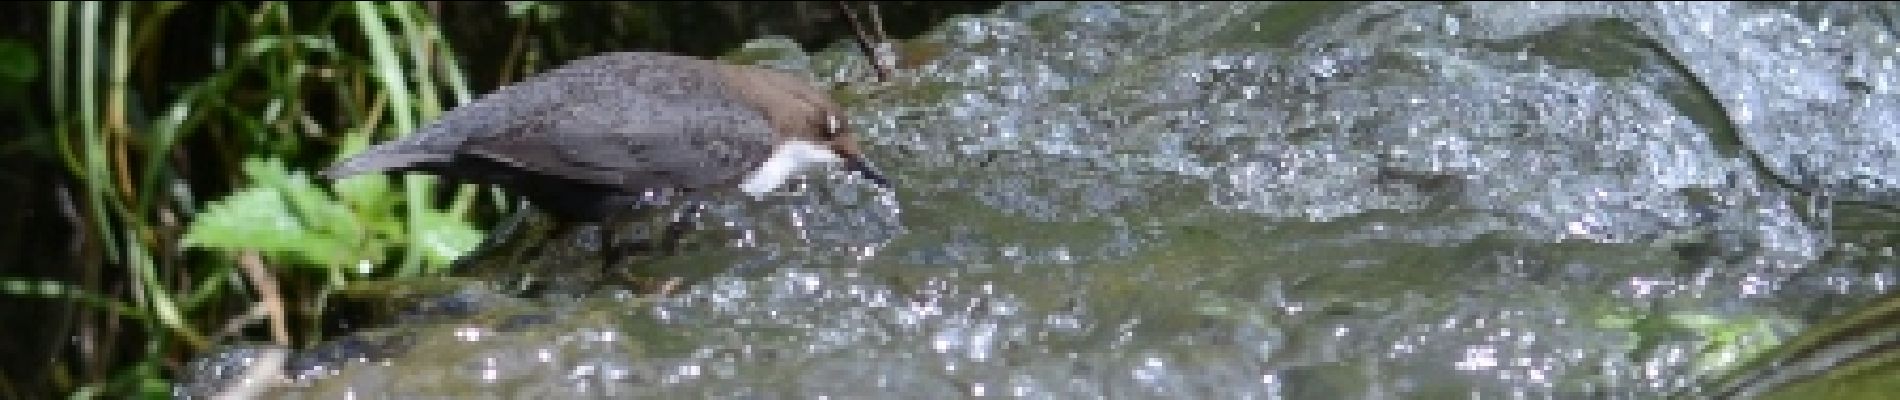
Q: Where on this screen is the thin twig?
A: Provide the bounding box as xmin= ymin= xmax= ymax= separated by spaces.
xmin=866 ymin=1 xmax=891 ymax=52
xmin=237 ymin=251 xmax=290 ymax=347
xmin=837 ymin=1 xmax=891 ymax=82
xmin=865 ymin=1 xmax=894 ymax=74
xmin=213 ymin=303 xmax=270 ymax=339
xmin=499 ymin=7 xmax=532 ymax=87
xmin=654 ymin=277 xmax=682 ymax=298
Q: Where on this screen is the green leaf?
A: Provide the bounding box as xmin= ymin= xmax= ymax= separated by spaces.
xmin=239 ymin=158 xmax=292 ymax=191
xmin=195 ymin=156 xmax=488 ymax=271
xmin=0 ymin=278 xmax=142 ymax=317
xmin=409 ymin=208 xmax=482 ymax=268
xmin=330 ymin=132 xmax=405 ymax=237
xmin=332 ymin=173 xmax=398 ymax=228
xmin=182 ymin=187 xmax=305 ymax=250
xmin=280 ymin=170 xmax=361 ymax=242
xmin=181 ymin=185 xmax=355 ymax=268
xmin=274 ymin=234 xmax=359 ymax=268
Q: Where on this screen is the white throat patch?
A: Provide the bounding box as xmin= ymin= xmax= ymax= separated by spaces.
xmin=739 ymin=140 xmax=844 ymax=195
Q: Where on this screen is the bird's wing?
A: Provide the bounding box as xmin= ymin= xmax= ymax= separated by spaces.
xmin=460 ymin=97 xmax=779 ymax=192
xmin=327 ymin=51 xmax=786 ymax=194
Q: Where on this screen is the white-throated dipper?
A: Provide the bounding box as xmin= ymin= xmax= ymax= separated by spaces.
xmin=323 ymin=51 xmax=891 ymax=269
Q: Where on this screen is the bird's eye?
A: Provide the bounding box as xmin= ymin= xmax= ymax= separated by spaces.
xmin=823 ymin=114 xmax=844 ymax=140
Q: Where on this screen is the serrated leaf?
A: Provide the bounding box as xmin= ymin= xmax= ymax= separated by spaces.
xmin=182 ymin=187 xmax=307 ymax=251
xmin=183 ymin=185 xmax=356 ymax=268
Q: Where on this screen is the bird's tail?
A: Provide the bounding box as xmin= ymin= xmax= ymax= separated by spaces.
xmin=322 ymin=136 xmax=454 ymax=180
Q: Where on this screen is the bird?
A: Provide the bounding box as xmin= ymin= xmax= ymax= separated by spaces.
xmin=322 ymin=51 xmax=892 ymax=272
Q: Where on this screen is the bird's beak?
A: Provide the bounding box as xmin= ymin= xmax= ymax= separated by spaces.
xmin=842 ymin=155 xmax=893 ymax=190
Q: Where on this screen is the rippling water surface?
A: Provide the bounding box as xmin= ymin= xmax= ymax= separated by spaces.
xmin=182 ymin=2 xmax=1900 ymax=399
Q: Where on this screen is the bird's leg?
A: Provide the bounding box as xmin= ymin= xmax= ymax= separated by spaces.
xmin=657 ymin=202 xmax=707 ymax=256
xmin=598 ymin=221 xmax=619 ymax=272
xmin=597 ymin=203 xmax=688 ymax=270
xmin=632 ymin=202 xmax=704 ymax=297
xmin=595 ymin=193 xmax=654 ymax=271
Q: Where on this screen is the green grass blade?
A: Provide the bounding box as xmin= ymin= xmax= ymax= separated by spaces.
xmin=0 ymin=278 xmax=145 ymax=318
xmin=125 ymin=232 xmax=209 ymax=350
xmin=432 ymin=26 xmax=472 ymax=105
xmin=109 ymin=0 xmax=136 ymax=215
xmin=50 ymin=1 xmax=70 ymax=172
xmin=401 ymin=174 xmax=432 ymax=276
xmin=353 ymin=1 xmax=414 ymax=136
xmin=77 ymin=1 xmax=122 ymax=264
xmin=132 ymin=3 xmax=191 ymax=213
xmin=181 ymin=265 xmax=237 ymax=311
xmin=393 ymin=2 xmax=441 ymax=120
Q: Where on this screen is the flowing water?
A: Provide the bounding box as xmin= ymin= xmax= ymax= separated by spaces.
xmin=179 ymin=1 xmax=1900 ymax=399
